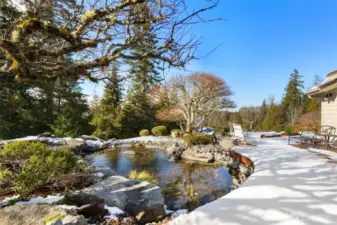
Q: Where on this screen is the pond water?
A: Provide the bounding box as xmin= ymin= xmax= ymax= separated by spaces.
xmin=89 ymin=146 xmax=233 ymax=210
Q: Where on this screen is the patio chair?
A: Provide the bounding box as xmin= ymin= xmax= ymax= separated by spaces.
xmin=230 ymin=123 xmax=257 ymax=145
xmin=289 ymin=125 xmax=335 ymax=148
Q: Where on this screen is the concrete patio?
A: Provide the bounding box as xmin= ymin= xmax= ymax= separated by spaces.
xmin=169 ymin=134 xmax=337 ymax=225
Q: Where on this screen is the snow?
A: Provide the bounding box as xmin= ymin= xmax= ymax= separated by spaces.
xmin=85 ymin=140 xmax=106 ymax=148
xmin=104 ymin=205 xmax=124 ymax=220
xmin=171 ymin=209 xmax=188 ymax=218
xmin=111 ymin=136 xmax=183 ymax=145
xmin=58 ymin=205 xmax=78 ymax=210
xmin=165 ymin=205 xmax=174 ymax=215
xmin=93 ymin=172 xmax=105 ymax=177
xmin=307 ymin=148 xmax=337 ymax=160
xmin=15 ymin=194 xmax=64 ymax=205
xmin=0 ymin=195 xmax=20 ymax=208
xmin=169 ymin=134 xmax=337 ymax=225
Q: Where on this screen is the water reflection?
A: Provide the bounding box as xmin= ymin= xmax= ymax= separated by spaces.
xmin=89 ymin=146 xmax=233 ymax=210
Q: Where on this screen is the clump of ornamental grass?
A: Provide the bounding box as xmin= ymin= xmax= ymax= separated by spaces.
xmin=129 ymin=170 xmax=159 ymax=185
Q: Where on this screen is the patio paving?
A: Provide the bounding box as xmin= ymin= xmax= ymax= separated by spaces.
xmin=169 ymin=134 xmax=337 ymax=225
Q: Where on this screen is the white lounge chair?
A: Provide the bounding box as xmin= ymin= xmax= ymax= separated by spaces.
xmin=230 ymin=123 xmax=257 ymax=145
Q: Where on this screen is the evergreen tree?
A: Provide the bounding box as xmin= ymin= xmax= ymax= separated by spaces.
xmin=282 ymin=69 xmax=304 ymax=107
xmin=262 ymin=97 xmax=281 ymax=130
xmin=119 ymin=4 xmax=162 ymax=138
xmin=257 ymin=99 xmax=268 ymax=130
xmin=91 ymin=64 xmax=123 ymax=139
xmin=282 ymin=69 xmax=304 ymax=124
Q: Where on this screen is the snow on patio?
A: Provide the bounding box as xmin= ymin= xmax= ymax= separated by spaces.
xmin=169 ymin=133 xmax=337 ymax=225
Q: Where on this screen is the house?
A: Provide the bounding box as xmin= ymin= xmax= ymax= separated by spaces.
xmin=307 ymin=70 xmax=337 ymax=128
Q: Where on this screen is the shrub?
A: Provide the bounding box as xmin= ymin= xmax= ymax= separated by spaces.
xmin=183 ymin=134 xmax=212 ymax=146
xmin=151 ymin=126 xmax=168 ymax=136
xmin=129 ymin=170 xmax=159 ymax=185
xmin=285 ymin=126 xmax=294 ymax=134
xmin=0 ymin=141 xmax=78 ymax=196
xmin=273 ymin=124 xmax=285 ymax=132
xmin=295 ymin=111 xmax=321 ymax=132
xmin=139 ymin=129 xmax=150 ymax=136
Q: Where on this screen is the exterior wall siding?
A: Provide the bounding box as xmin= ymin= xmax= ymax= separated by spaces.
xmin=321 ymin=89 xmax=337 ymax=130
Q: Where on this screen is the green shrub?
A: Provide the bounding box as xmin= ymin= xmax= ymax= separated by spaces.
xmin=0 ymin=141 xmax=78 ymax=196
xmin=139 ymin=129 xmax=150 ymax=136
xmin=224 ymin=127 xmax=231 ymax=133
xmin=183 ymin=134 xmax=212 ymax=146
xmin=1 ymin=141 xmax=50 ymax=161
xmin=129 ymin=170 xmax=159 ymax=185
xmin=151 ymin=126 xmax=168 ymax=136
xmin=285 ymin=126 xmax=294 ymax=134
xmin=273 ymin=124 xmax=285 ymax=132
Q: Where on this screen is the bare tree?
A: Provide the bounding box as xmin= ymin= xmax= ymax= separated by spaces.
xmin=151 ymin=72 xmax=235 ymax=133
xmin=239 ymin=106 xmax=260 ymax=130
xmin=287 ymin=104 xmax=302 ymax=126
xmin=0 ymin=0 xmax=221 ymax=82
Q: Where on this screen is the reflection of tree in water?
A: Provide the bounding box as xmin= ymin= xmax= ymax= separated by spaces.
xmin=131 ymin=147 xmax=158 ymax=173
xmin=106 ymin=149 xmax=121 ymax=169
xmin=164 ymin=162 xmax=227 ymax=209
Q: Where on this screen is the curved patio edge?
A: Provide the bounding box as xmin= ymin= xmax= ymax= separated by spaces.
xmin=168 ymin=134 xmax=337 ymax=225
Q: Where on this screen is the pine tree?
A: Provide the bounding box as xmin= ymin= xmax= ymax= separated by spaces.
xmin=282 ymin=69 xmax=304 ymax=125
xmin=257 ymin=99 xmax=268 ymax=130
xmin=282 ymin=69 xmax=304 ymax=107
xmin=262 ymin=97 xmax=281 ymax=130
xmin=50 ymin=114 xmax=79 ymax=138
xmin=90 ymin=64 xmax=123 ymax=140
xmin=118 ymin=4 xmax=162 ymax=138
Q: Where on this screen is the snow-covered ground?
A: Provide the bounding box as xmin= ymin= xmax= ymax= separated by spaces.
xmin=109 ymin=135 xmax=183 ymax=145
xmin=169 ymin=133 xmax=337 ymax=225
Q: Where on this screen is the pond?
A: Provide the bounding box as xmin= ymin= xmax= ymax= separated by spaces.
xmin=89 ymin=146 xmax=233 ymax=210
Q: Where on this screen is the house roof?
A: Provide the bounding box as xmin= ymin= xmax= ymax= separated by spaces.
xmin=307 ymin=71 xmax=337 ymax=98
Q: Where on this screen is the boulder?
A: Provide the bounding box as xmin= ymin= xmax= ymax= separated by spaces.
xmin=46 ymin=218 xmax=63 ymax=225
xmin=123 ymin=150 xmax=135 ymax=156
xmin=38 ymin=132 xmax=53 ymax=138
xmin=166 ymin=144 xmax=184 ymax=160
xmin=219 ymin=138 xmax=234 ymax=150
xmin=62 ymin=215 xmax=87 ymax=225
xmin=172 ymin=198 xmax=189 ymax=210
xmin=92 ymin=166 xmax=117 ymax=180
xmin=80 ymin=135 xmax=101 ymax=141
xmin=65 ymin=139 xmax=85 ymax=153
xmin=133 ymin=143 xmax=143 ymax=147
xmin=81 ymin=176 xmax=165 ymax=223
xmin=181 ymin=150 xmax=214 ymax=163
xmin=0 ymin=204 xmax=87 ymax=225
xmin=64 ymin=193 xmax=105 ymax=217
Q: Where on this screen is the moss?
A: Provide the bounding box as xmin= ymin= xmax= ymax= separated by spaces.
xmin=17 ymin=18 xmax=38 ymax=29
xmin=82 ymin=10 xmax=96 ymax=22
xmin=56 ymin=197 xmax=76 ymax=206
xmin=9 ymin=59 xmax=20 ymax=71
xmin=11 ymin=30 xmax=20 ymax=42
xmin=43 ymin=213 xmax=63 ymax=224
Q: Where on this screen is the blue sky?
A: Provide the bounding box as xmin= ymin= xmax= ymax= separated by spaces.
xmin=82 ymin=0 xmax=337 ymax=108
